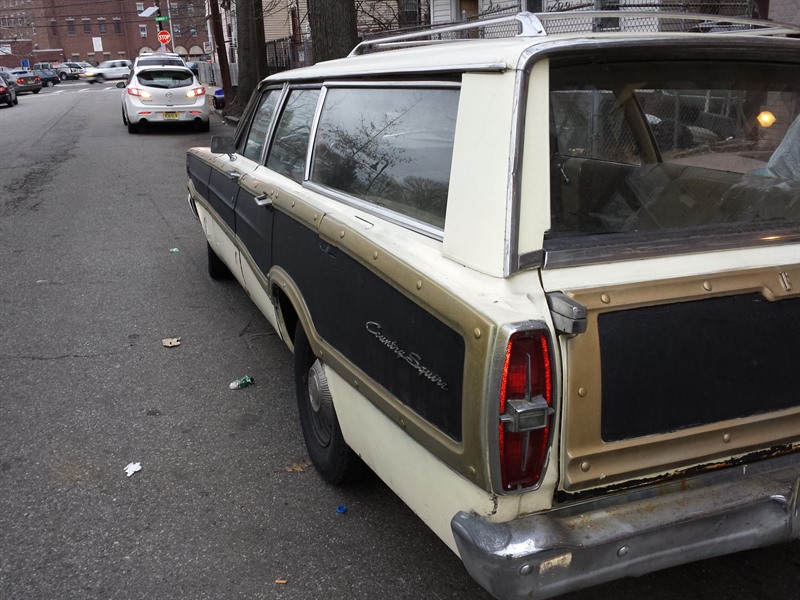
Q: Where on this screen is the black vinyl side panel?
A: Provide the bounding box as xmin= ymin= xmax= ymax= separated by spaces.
xmin=187 ymin=153 xmax=211 ymax=201
xmin=600 ymin=293 xmax=800 ymax=441
xmin=273 ymin=212 xmax=465 ymax=441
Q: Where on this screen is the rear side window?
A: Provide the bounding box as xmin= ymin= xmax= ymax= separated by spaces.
xmin=239 ymin=90 xmax=280 ymax=162
xmin=311 ymin=87 xmax=458 ymax=229
xmin=266 ymin=89 xmax=320 ymax=183
xmin=136 ymin=69 xmax=193 ymax=88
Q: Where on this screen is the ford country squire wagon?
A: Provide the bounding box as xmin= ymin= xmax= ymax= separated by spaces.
xmin=186 ymin=11 xmax=800 ymax=599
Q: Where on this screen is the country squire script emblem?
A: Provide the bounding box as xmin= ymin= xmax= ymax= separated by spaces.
xmin=366 ymin=321 xmax=449 ymax=390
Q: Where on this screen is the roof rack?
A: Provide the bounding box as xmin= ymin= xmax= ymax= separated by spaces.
xmin=350 ymin=10 xmax=800 ymax=56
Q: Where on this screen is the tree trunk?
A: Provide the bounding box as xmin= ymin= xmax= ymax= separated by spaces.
xmin=226 ymin=0 xmax=268 ymax=116
xmin=307 ymin=0 xmax=359 ymax=64
xmin=208 ymin=0 xmax=233 ymax=108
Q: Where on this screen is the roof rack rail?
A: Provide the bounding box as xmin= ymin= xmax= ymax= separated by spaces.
xmin=350 ymin=10 xmax=800 ymax=56
xmin=350 ymin=12 xmax=545 ymax=56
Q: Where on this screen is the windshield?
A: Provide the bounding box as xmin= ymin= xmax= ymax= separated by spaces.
xmin=547 ymin=59 xmax=800 ymax=243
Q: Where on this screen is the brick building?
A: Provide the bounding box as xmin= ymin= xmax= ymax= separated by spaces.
xmin=0 ymin=0 xmax=209 ymax=69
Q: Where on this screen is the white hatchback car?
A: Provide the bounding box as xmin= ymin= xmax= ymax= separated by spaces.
xmin=118 ymin=66 xmax=209 ymax=133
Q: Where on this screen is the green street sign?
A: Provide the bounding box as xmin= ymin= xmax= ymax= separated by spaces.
xmin=154 ymin=16 xmax=169 ymax=21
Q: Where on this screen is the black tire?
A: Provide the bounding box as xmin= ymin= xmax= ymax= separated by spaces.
xmin=122 ymin=108 xmax=128 ymax=125
xmin=33 ymin=89 xmax=40 ymax=94
xmin=59 ymin=72 xmax=67 ymax=81
xmin=206 ymin=242 xmax=231 ymax=279
xmin=198 ymin=119 xmax=210 ymax=133
xmin=127 ymin=120 xmax=139 ymax=134
xmin=294 ymin=325 xmax=359 ymax=485
xmin=12 ymin=96 xmax=18 ymax=105
xmin=6 ymin=99 xmax=12 ymax=108
xmin=45 ymin=81 xmax=54 ymax=88
xmin=97 ymin=75 xmax=105 ymax=83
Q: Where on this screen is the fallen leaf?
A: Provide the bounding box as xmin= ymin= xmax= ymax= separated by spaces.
xmin=275 ymin=579 xmax=288 ymax=585
xmin=284 ymin=460 xmax=312 ymax=473
xmin=161 ymin=337 xmax=181 ymax=348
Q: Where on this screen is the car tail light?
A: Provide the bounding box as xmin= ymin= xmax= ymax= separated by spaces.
xmin=0 ymin=86 xmax=6 ymax=93
xmin=498 ymin=330 xmax=553 ymax=491
xmin=34 ymin=77 xmax=41 ymax=82
xmin=186 ymin=86 xmax=205 ymax=98
xmin=127 ymin=87 xmax=151 ymax=99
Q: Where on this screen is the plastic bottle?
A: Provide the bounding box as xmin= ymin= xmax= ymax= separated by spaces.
xmin=229 ymin=375 xmax=254 ymax=390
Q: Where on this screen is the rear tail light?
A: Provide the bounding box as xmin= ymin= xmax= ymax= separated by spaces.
xmin=0 ymin=86 xmax=6 ymax=93
xmin=127 ymin=87 xmax=152 ymax=99
xmin=186 ymin=86 xmax=205 ymax=98
xmin=34 ymin=77 xmax=41 ymax=82
xmin=498 ymin=330 xmax=553 ymax=491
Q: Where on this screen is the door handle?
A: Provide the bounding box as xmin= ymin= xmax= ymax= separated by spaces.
xmin=254 ymin=192 xmax=273 ymax=207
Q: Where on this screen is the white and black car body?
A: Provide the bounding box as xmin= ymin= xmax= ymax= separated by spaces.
xmin=185 ymin=12 xmax=800 ymax=600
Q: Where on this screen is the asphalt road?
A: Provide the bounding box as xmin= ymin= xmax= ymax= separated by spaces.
xmin=1 ymin=81 xmax=798 ymax=600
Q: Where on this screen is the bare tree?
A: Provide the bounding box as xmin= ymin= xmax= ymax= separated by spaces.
xmin=307 ymin=0 xmax=358 ymax=63
xmin=227 ymin=0 xmax=268 ymax=116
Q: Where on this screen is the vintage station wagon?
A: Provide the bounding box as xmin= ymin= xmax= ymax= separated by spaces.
xmin=186 ymin=11 xmax=800 ymax=599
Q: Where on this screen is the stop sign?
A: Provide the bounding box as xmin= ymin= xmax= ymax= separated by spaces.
xmin=157 ymin=30 xmax=171 ymax=45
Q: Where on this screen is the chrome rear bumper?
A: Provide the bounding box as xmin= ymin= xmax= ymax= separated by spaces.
xmin=452 ymin=453 xmax=800 ymax=600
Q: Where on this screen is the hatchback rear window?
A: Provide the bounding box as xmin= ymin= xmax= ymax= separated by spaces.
xmin=136 ymin=69 xmax=193 ymax=88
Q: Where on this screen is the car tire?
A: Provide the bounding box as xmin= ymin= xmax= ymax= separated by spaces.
xmin=206 ymin=242 xmax=231 ymax=280
xmin=121 ymin=108 xmax=128 ymax=125
xmin=97 ymin=75 xmax=105 ymax=83
xmin=45 ymin=81 xmax=54 ymax=88
xmin=33 ymin=89 xmax=40 ymax=94
xmin=6 ymin=99 xmax=12 ymax=108
xmin=294 ymin=325 xmax=361 ymax=485
xmin=12 ymin=96 xmax=18 ymax=105
xmin=198 ymin=120 xmax=210 ymax=133
xmin=59 ymin=72 xmax=67 ymax=81
xmin=127 ymin=120 xmax=139 ymax=134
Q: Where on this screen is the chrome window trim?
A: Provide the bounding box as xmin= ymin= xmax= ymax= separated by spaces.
xmin=304 ymin=180 xmax=445 ymax=241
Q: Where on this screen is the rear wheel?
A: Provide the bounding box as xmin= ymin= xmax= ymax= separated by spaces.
xmin=127 ymin=120 xmax=139 ymax=134
xmin=59 ymin=72 xmax=67 ymax=81
xmin=294 ymin=325 xmax=360 ymax=484
xmin=45 ymin=81 xmax=54 ymax=88
xmin=6 ymin=98 xmax=12 ymax=108
xmin=198 ymin=119 xmax=210 ymax=133
xmin=33 ymin=89 xmax=40 ymax=94
xmin=206 ymin=242 xmax=231 ymax=280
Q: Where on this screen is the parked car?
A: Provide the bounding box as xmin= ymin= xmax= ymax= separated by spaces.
xmin=56 ymin=62 xmax=83 ymax=80
xmin=9 ymin=70 xmax=42 ymax=94
xmin=82 ymin=59 xmax=132 ymax=83
xmin=186 ymin=11 xmax=800 ymax=600
xmin=0 ymin=74 xmax=18 ymax=107
xmin=32 ymin=68 xmax=60 ymax=87
xmin=117 ymin=65 xmax=208 ymax=133
xmin=133 ymin=51 xmax=185 ymax=70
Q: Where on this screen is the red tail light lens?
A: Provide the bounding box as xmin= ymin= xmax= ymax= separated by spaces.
xmin=186 ymin=86 xmax=205 ymax=98
xmin=498 ymin=331 xmax=553 ymax=491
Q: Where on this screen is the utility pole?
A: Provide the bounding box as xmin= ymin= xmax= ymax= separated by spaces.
xmin=208 ymin=0 xmax=233 ymax=105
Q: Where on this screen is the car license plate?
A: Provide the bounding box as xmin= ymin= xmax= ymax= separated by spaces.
xmin=163 ymin=112 xmax=178 ymax=120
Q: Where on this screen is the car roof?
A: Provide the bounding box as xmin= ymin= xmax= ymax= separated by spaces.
xmin=264 ymin=11 xmax=800 ymax=84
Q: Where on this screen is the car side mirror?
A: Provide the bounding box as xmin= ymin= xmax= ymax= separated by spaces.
xmin=116 ymin=81 xmax=126 ymax=89
xmin=211 ymin=136 xmax=237 ymax=157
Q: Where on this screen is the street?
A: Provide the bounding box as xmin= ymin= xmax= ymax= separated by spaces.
xmin=1 ymin=81 xmax=798 ymax=600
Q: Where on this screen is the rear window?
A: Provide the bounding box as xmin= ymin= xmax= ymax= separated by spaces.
xmin=547 ymin=59 xmax=800 ymax=249
xmin=136 ymin=69 xmax=193 ymax=88
xmin=311 ymin=86 xmax=458 ymax=229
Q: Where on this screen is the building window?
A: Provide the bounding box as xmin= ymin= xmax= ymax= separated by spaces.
xmin=174 ymin=23 xmax=182 ymax=36
xmin=190 ymin=26 xmax=197 ymax=37
xmin=139 ymin=24 xmax=147 ymax=37
xmin=113 ymin=17 xmax=121 ymax=33
xmin=66 ymin=18 xmax=75 ymax=35
xmin=98 ymin=18 xmax=106 ymax=34
xmin=187 ymin=3 xmax=194 ymax=16
xmin=82 ymin=18 xmax=90 ymax=34
xmin=170 ymin=2 xmax=177 ymax=12
xmin=136 ymin=2 xmax=144 ymax=13
xmin=50 ymin=18 xmax=57 ymax=35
